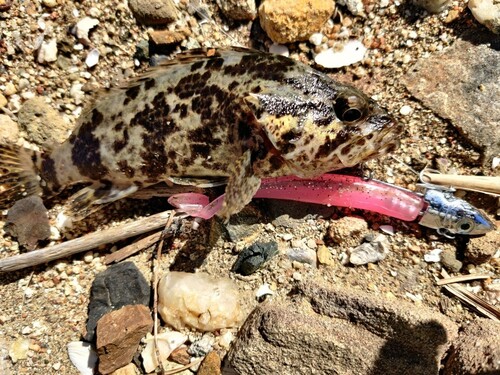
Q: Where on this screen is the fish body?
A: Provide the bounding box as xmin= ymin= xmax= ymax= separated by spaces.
xmin=0 ymin=47 xmax=401 ymax=220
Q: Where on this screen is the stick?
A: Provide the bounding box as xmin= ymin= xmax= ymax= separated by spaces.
xmin=104 ymin=231 xmax=162 ymax=265
xmin=436 ymin=274 xmax=491 ymax=286
xmin=421 ymin=171 xmax=500 ymax=196
xmin=0 ymin=210 xmax=174 ymax=272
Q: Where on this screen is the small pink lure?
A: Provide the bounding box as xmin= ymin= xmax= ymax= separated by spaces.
xmin=167 ymin=174 xmax=496 ymax=236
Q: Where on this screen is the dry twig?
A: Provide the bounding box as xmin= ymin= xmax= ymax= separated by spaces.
xmin=105 ymin=231 xmax=163 ymax=264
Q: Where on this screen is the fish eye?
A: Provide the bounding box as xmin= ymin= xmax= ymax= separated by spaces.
xmin=457 ymin=218 xmax=474 ymax=233
xmin=334 ymin=95 xmax=365 ymax=123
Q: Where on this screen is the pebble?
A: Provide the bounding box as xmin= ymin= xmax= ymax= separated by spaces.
xmin=268 ymin=43 xmax=289 ymax=57
xmin=424 ymin=248 xmax=442 ymax=263
xmin=348 ymin=234 xmax=390 ymax=265
xmin=96 ymin=305 xmax=153 ymax=374
xmin=9 ymin=337 xmax=30 ymax=363
xmin=37 ymin=39 xmax=58 ymax=64
xmin=336 ymin=0 xmax=364 ymax=16
xmin=309 ymin=32 xmax=324 ymax=46
xmin=314 ymin=40 xmax=367 ymax=68
xmin=399 ymin=105 xmax=412 ymax=116
xmin=85 ymin=262 xmax=151 ymax=341
xmin=141 ymin=331 xmax=188 ymax=373
xmin=197 ymin=351 xmax=222 ymax=375
xmin=231 ymin=241 xmax=278 ymax=276
xmin=4 ymin=82 xmax=17 ymax=96
xmin=110 ymin=363 xmax=139 ymax=375
xmin=218 ymin=330 xmax=234 ymax=350
xmin=128 ymin=0 xmax=179 ymax=25
xmin=316 ymin=245 xmax=335 ymax=266
xmin=158 ymin=272 xmax=243 ymax=331
xmin=469 ymin=0 xmax=500 ymax=34
xmin=42 ymin=0 xmax=58 ymax=8
xmin=412 ymin=0 xmax=451 ymax=13
xmin=215 ymin=0 xmax=257 ymax=21
xmin=259 ymin=0 xmax=335 ymax=43
xmin=327 ymin=216 xmax=369 ymax=247
xmin=170 ymin=346 xmax=191 ymax=365
xmin=0 ymin=93 xmax=7 ymax=108
xmin=72 ymin=17 xmax=99 ymax=45
xmin=287 ymin=247 xmax=317 ymax=267
xmin=0 ymin=114 xmax=19 ymax=143
xmin=85 ymin=48 xmax=100 ymax=68
xmin=440 ymin=249 xmax=463 ymax=273
xmin=188 ymin=334 xmax=215 ymax=357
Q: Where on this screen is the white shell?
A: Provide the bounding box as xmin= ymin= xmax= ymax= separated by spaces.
xmin=314 ymin=40 xmax=367 ymax=69
xmin=67 ymin=341 xmax=98 ymax=375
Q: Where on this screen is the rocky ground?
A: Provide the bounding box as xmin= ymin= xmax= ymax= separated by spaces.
xmin=0 ymin=0 xmax=499 ymax=374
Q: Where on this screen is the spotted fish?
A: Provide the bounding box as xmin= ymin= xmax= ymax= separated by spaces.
xmin=0 ymin=47 xmax=402 ymax=221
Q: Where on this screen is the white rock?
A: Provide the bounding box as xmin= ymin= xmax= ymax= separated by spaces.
xmin=492 ymin=156 xmax=500 ymax=169
xmin=269 ymin=43 xmax=289 ymax=57
xmin=141 ymin=332 xmax=187 ymax=373
xmin=255 ymin=283 xmax=274 ymax=298
xmin=70 ymin=83 xmax=85 ymax=105
xmin=37 ymin=39 xmax=58 ymax=64
xmin=218 ymin=330 xmax=234 ymax=349
xmin=424 ymin=248 xmax=443 ymax=263
xmin=85 ymin=48 xmax=99 ymax=68
xmin=309 ymin=32 xmax=324 ymax=46
xmin=399 ymin=105 xmax=412 ymax=116
xmin=9 ymin=338 xmax=30 ymax=363
xmin=348 ymin=234 xmax=390 ymax=265
xmin=336 ymin=0 xmax=365 ymax=16
xmin=158 ymin=272 xmax=243 ymax=331
xmin=67 ymin=341 xmax=98 ymax=375
xmin=42 ymin=0 xmax=58 ymax=8
xmin=469 ymin=0 xmax=500 ymax=34
xmin=73 ymin=17 xmax=99 ymax=45
xmin=314 ymin=40 xmax=367 ymax=69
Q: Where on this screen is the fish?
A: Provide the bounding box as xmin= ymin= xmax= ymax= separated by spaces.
xmin=0 ymin=47 xmax=402 ymax=221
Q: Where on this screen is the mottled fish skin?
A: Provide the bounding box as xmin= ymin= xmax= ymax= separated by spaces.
xmin=0 ymin=47 xmax=401 ymax=220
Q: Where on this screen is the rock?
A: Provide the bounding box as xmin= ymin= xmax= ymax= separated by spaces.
xmin=0 ymin=0 xmax=12 ymax=12
xmin=17 ymin=97 xmax=70 ymax=145
xmin=225 ymin=281 xmax=458 ymax=375
xmin=327 ymin=216 xmax=369 ymax=247
xmin=128 ymin=0 xmax=179 ymax=25
xmin=216 ymin=0 xmax=257 ymax=21
xmin=148 ymin=29 xmax=185 ymax=46
xmin=412 ymin=0 xmax=451 ymax=13
xmin=232 ymin=241 xmax=278 ymax=275
xmin=0 ymin=93 xmax=6 ymax=108
xmin=268 ymin=43 xmax=289 ymax=56
xmin=85 ymin=262 xmax=150 ymax=341
xmin=444 ymin=319 xmax=500 ymax=374
xmin=465 ymin=229 xmax=499 ymax=264
xmin=8 ymin=337 xmax=30 ymax=363
xmin=316 ymin=245 xmax=335 ymax=266
xmin=141 ymin=331 xmax=188 ymax=373
xmin=314 ymin=41 xmax=367 ymax=68
xmin=348 ymin=233 xmax=390 ymax=265
xmin=336 ymin=0 xmax=365 ymax=16
xmin=0 ymin=114 xmax=19 ymax=143
xmin=170 ymin=346 xmax=191 ymax=365
xmin=286 ymin=246 xmax=317 ymax=267
xmin=4 ymin=82 xmax=16 ymax=96
xmin=72 ymin=17 xmax=99 ymax=46
xmin=225 ymin=206 xmax=263 ymax=242
xmin=469 ymin=0 xmax=500 ymax=34
xmin=37 ymin=39 xmax=58 ymax=64
xmin=158 ymin=272 xmax=243 ymax=331
xmin=403 ymin=30 xmax=500 ymax=164
xmin=96 ymin=304 xmax=153 ymax=374
xmin=85 ymin=48 xmax=99 ymax=68
xmin=42 ymin=0 xmax=58 ymax=8
xmin=5 ymin=196 xmax=50 ymax=250
xmin=439 ymin=249 xmax=462 ymax=272
xmin=188 ymin=334 xmax=215 ymax=357
xmin=198 ymin=351 xmax=221 ymax=375
xmin=67 ymin=341 xmax=98 ymax=375
xmin=110 ymin=363 xmax=139 ymax=375
xmin=258 ymin=0 xmax=335 ymax=44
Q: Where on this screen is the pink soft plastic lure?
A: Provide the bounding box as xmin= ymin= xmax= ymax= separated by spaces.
xmin=167 ymin=174 xmax=496 ymax=236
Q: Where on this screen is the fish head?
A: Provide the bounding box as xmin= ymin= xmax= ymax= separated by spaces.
xmin=249 ymin=76 xmax=402 ymax=178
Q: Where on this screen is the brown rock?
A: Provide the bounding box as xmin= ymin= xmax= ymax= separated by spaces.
xmin=259 ymin=0 xmax=334 ymax=44
xmin=96 ymin=305 xmax=153 ymax=374
xmin=216 ymin=0 xmax=257 ymax=21
xmin=224 ymin=280 xmax=458 ymax=375
xmin=169 ymin=346 xmax=190 ymax=365
xmin=327 ymin=216 xmax=369 ymax=248
xmin=444 ymin=319 xmax=500 ymax=374
xmin=110 ymin=363 xmax=139 ymax=375
xmin=403 ymin=30 xmax=500 ymax=164
xmin=0 ymin=93 xmax=7 ymax=108
xmin=128 ymin=0 xmax=179 ymax=25
xmin=17 ymin=97 xmax=71 ymax=145
xmin=465 ymin=229 xmax=499 ymax=264
xmin=148 ymin=29 xmax=186 ymax=46
xmin=198 ymin=351 xmax=222 ymax=375
xmin=316 ymin=245 xmax=335 ymax=266
xmin=0 ymin=114 xmax=19 ymax=143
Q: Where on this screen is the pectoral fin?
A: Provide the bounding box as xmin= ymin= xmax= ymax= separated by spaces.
xmin=217 ymin=150 xmax=261 ymax=222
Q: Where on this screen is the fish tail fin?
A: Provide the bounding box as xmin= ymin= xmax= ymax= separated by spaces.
xmin=0 ymin=144 xmax=42 ymax=209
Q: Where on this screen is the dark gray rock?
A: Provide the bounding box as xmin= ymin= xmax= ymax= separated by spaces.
xmin=85 ymin=262 xmax=150 ymax=341
xmin=403 ymin=30 xmax=500 ymax=163
xmin=5 ymin=196 xmax=50 ymax=250
xmin=224 ymin=281 xmax=458 ymax=375
xmin=444 ymin=318 xmax=500 ymax=374
xmin=216 ymin=0 xmax=257 ymax=21
xmin=232 ymin=241 xmax=278 ymax=275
